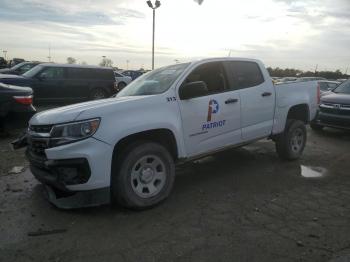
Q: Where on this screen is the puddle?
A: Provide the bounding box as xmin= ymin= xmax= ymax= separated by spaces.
xmin=301 ymin=165 xmax=327 ymax=178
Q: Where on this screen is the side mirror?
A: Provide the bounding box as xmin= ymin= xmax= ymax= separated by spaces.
xmin=179 ymin=81 xmax=208 ymax=100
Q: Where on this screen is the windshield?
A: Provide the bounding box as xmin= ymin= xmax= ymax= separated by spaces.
xmin=333 ymin=79 xmax=350 ymax=94
xmin=117 ymin=63 xmax=190 ymax=97
xmin=10 ymin=62 xmax=26 ymax=70
xmin=22 ymin=64 xmax=43 ymax=78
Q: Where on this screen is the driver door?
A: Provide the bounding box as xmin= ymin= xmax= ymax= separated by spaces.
xmin=177 ymin=61 xmax=242 ymax=157
xmin=33 ymin=67 xmax=66 ymax=101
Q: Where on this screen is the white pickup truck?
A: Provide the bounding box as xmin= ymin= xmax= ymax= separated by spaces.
xmin=15 ymin=58 xmax=319 ymax=209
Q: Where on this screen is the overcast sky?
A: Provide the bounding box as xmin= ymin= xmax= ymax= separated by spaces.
xmin=0 ymin=0 xmax=349 ymax=71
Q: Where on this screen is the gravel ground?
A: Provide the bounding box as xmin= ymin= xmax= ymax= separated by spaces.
xmin=0 ymin=124 xmax=349 ymax=262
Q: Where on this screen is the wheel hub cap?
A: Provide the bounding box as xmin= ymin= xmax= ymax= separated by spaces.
xmin=140 ymin=167 xmax=154 ymax=183
xmin=130 ymin=155 xmax=167 ymax=198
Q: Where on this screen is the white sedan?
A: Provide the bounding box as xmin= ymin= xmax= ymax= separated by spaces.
xmin=114 ymin=72 xmax=132 ymax=91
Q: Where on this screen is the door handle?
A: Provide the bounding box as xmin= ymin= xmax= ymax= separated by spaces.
xmin=261 ymin=92 xmax=272 ymax=97
xmin=225 ymin=98 xmax=239 ymax=104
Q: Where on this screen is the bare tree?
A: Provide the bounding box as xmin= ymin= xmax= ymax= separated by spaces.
xmin=99 ymin=58 xmax=113 ymax=67
xmin=67 ymin=57 xmax=77 ymax=64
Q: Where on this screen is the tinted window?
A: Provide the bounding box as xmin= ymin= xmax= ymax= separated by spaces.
xmin=39 ymin=67 xmax=64 ymax=79
xmin=67 ymin=68 xmax=114 ymax=80
xmin=67 ymin=68 xmax=90 ymax=79
xmin=227 ymin=61 xmax=264 ymax=89
xmin=184 ymin=62 xmax=228 ymax=95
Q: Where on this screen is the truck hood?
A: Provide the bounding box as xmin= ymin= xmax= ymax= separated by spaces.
xmin=30 ymin=96 xmax=148 ymax=125
xmin=321 ymin=92 xmax=350 ymax=105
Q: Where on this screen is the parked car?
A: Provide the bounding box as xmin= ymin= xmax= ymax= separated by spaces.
xmin=0 ymin=64 xmax=116 ymax=103
xmin=311 ymin=79 xmax=350 ymax=131
xmin=8 ymin=58 xmax=25 ymax=68
xmin=0 ymin=83 xmax=36 ymax=128
xmin=297 ymin=77 xmax=326 ymax=82
xmin=0 ymin=61 xmax=41 ymax=75
xmin=0 ymin=57 xmax=7 ymax=69
xmin=336 ymin=79 xmax=348 ymax=83
xmin=122 ymin=70 xmax=144 ymax=80
xmin=13 ymin=57 xmax=319 ymax=209
xmin=114 ymin=71 xmax=132 ymax=91
xmin=318 ymin=80 xmax=340 ymax=96
xmin=278 ymin=77 xmax=298 ymax=83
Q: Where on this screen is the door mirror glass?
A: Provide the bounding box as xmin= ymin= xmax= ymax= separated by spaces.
xmin=179 ymin=81 xmax=208 ymax=100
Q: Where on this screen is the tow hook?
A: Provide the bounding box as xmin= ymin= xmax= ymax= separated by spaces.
xmin=11 ymin=133 xmax=28 ymax=150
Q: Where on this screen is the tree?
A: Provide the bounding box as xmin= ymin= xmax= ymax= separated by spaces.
xmin=66 ymin=57 xmax=76 ymax=64
xmin=81 ymin=61 xmax=87 ymax=65
xmin=99 ymin=58 xmax=113 ymax=67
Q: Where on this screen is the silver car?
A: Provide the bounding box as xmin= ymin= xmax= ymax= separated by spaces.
xmin=114 ymin=71 xmax=132 ymax=90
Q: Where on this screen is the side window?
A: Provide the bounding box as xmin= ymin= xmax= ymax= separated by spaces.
xmin=17 ymin=64 xmax=34 ymax=74
xmin=327 ymin=83 xmax=338 ymax=89
xmin=185 ymin=62 xmax=228 ymax=96
xmin=319 ymin=82 xmax=329 ymax=91
xmin=39 ymin=67 xmax=64 ymax=80
xmin=227 ymin=61 xmax=264 ymax=89
xmin=67 ymin=68 xmax=90 ymax=79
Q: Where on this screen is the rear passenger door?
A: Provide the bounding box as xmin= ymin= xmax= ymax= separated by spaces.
xmin=66 ymin=68 xmax=91 ymax=101
xmin=226 ymin=61 xmax=275 ymax=141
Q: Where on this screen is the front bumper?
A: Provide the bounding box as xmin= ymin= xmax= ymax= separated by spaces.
xmin=316 ymin=111 xmax=350 ymax=130
xmin=26 ymin=137 xmax=113 ymax=192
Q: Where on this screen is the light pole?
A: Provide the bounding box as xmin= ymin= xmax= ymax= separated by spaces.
xmin=146 ymin=0 xmax=161 ymax=70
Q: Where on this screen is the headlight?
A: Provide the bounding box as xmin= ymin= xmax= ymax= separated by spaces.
xmin=50 ymin=118 xmax=100 ymax=146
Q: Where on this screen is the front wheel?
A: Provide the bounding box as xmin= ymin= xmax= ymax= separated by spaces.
xmin=111 ymin=142 xmax=175 ymax=210
xmin=275 ymin=120 xmax=307 ymax=160
xmin=118 ymin=82 xmax=127 ymax=90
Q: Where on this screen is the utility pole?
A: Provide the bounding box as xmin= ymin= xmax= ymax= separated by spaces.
xmin=146 ymin=1 xmax=161 ymax=70
xmin=314 ymin=64 xmax=318 ymax=74
xmin=47 ymin=44 xmax=51 ymax=62
xmin=3 ymin=50 xmax=7 ymax=60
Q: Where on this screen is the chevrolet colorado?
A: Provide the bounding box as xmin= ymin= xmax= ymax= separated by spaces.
xmin=14 ymin=58 xmax=319 ymax=209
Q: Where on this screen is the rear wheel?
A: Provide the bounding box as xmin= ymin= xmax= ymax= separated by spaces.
xmin=275 ymin=120 xmax=307 ymax=160
xmin=90 ymin=88 xmax=107 ymax=100
xmin=111 ymin=142 xmax=175 ymax=210
xmin=118 ymin=82 xmax=127 ymax=90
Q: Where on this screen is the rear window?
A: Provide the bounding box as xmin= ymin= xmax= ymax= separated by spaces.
xmin=227 ymin=61 xmax=264 ymax=89
xmin=67 ymin=68 xmax=114 ymax=80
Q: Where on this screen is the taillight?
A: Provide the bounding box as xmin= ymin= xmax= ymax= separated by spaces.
xmin=317 ymin=83 xmax=321 ymax=104
xmin=13 ymin=95 xmax=33 ymax=105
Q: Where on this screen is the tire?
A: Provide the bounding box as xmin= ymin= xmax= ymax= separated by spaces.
xmin=275 ymin=120 xmax=307 ymax=160
xmin=118 ymin=82 xmax=127 ymax=90
xmin=310 ymin=122 xmax=324 ymax=131
xmin=111 ymin=141 xmax=175 ymax=210
xmin=90 ymin=88 xmax=108 ymax=100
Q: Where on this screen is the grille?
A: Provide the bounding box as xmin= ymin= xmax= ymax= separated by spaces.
xmin=29 ymin=139 xmax=49 ymax=156
xmin=320 ymin=105 xmax=350 ymax=116
xmin=29 ymin=125 xmax=53 ymax=133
